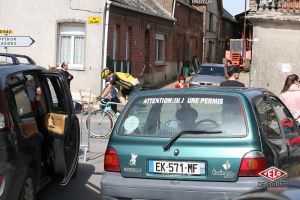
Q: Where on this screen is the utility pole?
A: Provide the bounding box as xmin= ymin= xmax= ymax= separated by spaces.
xmin=243 ymin=0 xmax=247 ymax=58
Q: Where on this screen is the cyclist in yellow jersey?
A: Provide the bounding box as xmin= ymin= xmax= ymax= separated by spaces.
xmin=100 ymin=68 xmax=141 ymax=104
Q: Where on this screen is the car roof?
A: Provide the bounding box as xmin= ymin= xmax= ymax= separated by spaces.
xmin=130 ymin=87 xmax=269 ymax=101
xmin=0 ymin=64 xmax=45 ymax=88
xmin=200 ymin=63 xmax=225 ymax=68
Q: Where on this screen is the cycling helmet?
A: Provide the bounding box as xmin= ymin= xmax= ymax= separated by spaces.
xmin=101 ymin=68 xmax=111 ymax=79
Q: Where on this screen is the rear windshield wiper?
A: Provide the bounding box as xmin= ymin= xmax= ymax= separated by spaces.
xmin=163 ymin=129 xmax=222 ymax=151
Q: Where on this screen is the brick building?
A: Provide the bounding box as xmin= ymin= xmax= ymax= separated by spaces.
xmin=173 ymin=0 xmax=203 ymax=74
xmin=193 ymin=0 xmax=236 ymax=63
xmin=106 ymin=0 xmax=203 ymax=87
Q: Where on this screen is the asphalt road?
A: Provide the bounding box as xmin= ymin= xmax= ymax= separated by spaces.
xmin=37 ymin=114 xmax=108 ymax=200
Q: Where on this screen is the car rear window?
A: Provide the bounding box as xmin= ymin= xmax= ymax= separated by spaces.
xmin=197 ymin=66 xmax=225 ymax=76
xmin=118 ymin=94 xmax=247 ymax=137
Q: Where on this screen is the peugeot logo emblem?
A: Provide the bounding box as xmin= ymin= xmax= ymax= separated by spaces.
xmin=174 ymin=149 xmax=179 ymax=156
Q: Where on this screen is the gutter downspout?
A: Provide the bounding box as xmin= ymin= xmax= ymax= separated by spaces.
xmin=172 ymin=0 xmax=176 ymax=18
xmin=101 ymin=0 xmax=111 ymax=91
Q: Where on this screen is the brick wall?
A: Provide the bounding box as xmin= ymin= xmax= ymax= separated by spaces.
xmin=173 ymin=3 xmax=203 ymax=65
xmin=107 ymin=3 xmax=203 ymax=85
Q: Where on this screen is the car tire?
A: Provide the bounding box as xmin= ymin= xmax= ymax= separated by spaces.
xmin=19 ymin=169 xmax=36 ymax=200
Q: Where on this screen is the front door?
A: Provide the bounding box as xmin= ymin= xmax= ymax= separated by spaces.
xmin=41 ymin=71 xmax=79 ymax=185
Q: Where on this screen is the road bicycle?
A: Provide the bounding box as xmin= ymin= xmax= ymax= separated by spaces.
xmin=85 ymin=98 xmax=123 ymax=138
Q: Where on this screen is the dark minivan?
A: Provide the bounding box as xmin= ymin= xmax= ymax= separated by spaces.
xmin=0 ymin=54 xmax=80 ymax=200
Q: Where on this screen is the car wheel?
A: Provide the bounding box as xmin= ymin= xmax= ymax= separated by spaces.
xmin=19 ymin=169 xmax=35 ymax=200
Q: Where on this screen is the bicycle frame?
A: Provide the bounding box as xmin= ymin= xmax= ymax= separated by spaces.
xmin=99 ymin=99 xmax=123 ymax=119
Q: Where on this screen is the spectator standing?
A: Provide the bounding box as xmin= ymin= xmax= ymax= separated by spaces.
xmin=60 ymin=62 xmax=73 ymax=88
xmin=280 ymin=74 xmax=300 ymax=122
xmin=220 ymin=66 xmax=245 ymax=87
xmin=175 ymin=74 xmax=188 ymax=88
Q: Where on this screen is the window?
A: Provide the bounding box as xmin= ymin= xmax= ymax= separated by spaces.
xmin=209 ymin=12 xmax=214 ymax=32
xmin=113 ymin=25 xmax=120 ymax=60
xmin=269 ymin=96 xmax=298 ymax=136
xmin=59 ymin=23 xmax=85 ymax=70
xmin=197 ymin=65 xmax=225 ymax=76
xmin=126 ymin=27 xmax=132 ymax=61
xmin=45 ymin=77 xmax=66 ymax=112
xmin=254 ymin=96 xmax=281 ymax=139
xmin=118 ymin=94 xmax=247 ymax=137
xmin=155 ymin=34 xmax=165 ymax=64
xmin=6 ymin=73 xmax=33 ymax=120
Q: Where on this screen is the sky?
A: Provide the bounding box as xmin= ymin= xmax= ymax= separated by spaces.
xmin=223 ymin=0 xmax=250 ymax=16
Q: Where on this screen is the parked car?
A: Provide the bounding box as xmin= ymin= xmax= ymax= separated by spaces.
xmin=0 ymin=53 xmax=81 ymax=200
xmin=101 ymin=87 xmax=300 ymax=200
xmin=189 ymin=63 xmax=226 ymax=87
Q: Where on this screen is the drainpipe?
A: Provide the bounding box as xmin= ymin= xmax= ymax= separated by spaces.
xmin=101 ymin=0 xmax=111 ymax=91
xmin=172 ymin=0 xmax=176 ymax=18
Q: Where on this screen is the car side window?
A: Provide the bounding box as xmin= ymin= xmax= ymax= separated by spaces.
xmin=254 ymin=96 xmax=282 ymax=139
xmin=269 ymin=96 xmax=298 ymax=137
xmin=45 ymin=77 xmax=66 ymax=112
xmin=6 ymin=73 xmax=33 ymax=121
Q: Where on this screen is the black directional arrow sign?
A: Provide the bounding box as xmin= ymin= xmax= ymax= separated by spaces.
xmin=0 ymin=36 xmax=35 ymax=47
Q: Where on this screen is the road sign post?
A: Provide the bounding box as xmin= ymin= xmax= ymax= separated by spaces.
xmin=0 ymin=36 xmax=35 ymax=47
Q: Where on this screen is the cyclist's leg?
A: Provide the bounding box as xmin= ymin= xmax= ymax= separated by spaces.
xmin=110 ymin=96 xmax=119 ymax=113
xmin=127 ymin=84 xmax=141 ymax=99
xmin=117 ymin=89 xmax=130 ymax=105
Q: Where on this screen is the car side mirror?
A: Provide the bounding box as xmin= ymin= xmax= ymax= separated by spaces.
xmin=73 ymin=101 xmax=82 ymax=114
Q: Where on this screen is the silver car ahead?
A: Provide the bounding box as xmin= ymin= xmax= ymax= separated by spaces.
xmin=189 ymin=63 xmax=226 ymax=87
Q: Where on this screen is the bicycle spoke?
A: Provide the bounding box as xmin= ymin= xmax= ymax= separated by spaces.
xmin=86 ymin=110 xmax=114 ymax=138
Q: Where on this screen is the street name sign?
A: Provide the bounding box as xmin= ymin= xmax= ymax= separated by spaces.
xmin=0 ymin=36 xmax=35 ymax=47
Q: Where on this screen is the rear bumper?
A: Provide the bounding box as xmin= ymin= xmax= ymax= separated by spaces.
xmin=101 ymin=172 xmax=265 ymax=200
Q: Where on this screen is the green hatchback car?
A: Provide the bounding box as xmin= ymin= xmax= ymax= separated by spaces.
xmin=101 ymin=88 xmax=300 ymax=200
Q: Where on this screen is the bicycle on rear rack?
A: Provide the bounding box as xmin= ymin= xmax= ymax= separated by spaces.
xmin=85 ymin=98 xmax=123 ymax=138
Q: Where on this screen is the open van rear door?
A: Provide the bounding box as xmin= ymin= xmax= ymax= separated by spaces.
xmin=41 ymin=71 xmax=80 ymax=185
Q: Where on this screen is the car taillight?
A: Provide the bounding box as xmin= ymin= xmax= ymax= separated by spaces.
xmin=104 ymin=147 xmax=120 ymax=172
xmin=0 ymin=176 xmax=2 ymax=187
xmin=239 ymin=151 xmax=266 ymax=177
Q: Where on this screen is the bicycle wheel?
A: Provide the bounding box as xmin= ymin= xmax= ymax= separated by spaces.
xmin=86 ymin=109 xmax=114 ymax=138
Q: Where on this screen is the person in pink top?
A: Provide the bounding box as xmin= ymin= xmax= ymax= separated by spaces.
xmin=175 ymin=74 xmax=188 ymax=89
xmin=280 ymin=74 xmax=300 ymax=122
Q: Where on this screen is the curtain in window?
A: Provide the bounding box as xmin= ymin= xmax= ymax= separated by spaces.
xmin=60 ymin=36 xmax=71 ymax=64
xmin=74 ymin=37 xmax=84 ymax=64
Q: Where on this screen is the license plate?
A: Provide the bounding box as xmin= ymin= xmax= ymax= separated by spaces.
xmin=149 ymin=160 xmax=205 ymax=175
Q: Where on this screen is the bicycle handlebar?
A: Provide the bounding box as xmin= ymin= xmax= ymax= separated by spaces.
xmin=98 ymin=98 xmax=124 ymax=107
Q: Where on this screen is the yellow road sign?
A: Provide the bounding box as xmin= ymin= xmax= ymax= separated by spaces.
xmin=0 ymin=30 xmax=13 ymax=35
xmin=88 ymin=16 xmax=101 ymax=24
